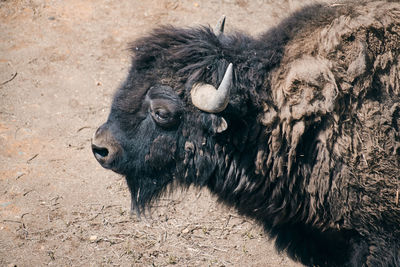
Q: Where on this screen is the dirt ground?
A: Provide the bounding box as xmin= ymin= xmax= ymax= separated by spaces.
xmin=0 ymin=0 xmax=333 ymax=266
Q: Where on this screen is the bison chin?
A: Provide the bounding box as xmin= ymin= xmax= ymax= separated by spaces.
xmin=125 ymin=172 xmax=174 ymax=217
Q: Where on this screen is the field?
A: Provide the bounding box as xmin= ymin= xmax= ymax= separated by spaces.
xmin=0 ymin=1 xmax=330 ymax=266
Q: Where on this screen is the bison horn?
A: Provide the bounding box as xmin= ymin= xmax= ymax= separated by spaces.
xmin=191 ymin=63 xmax=233 ymax=113
xmin=213 ymin=15 xmax=226 ymax=37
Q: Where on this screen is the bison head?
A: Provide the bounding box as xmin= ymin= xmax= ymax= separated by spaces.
xmin=91 ymin=18 xmax=258 ymax=214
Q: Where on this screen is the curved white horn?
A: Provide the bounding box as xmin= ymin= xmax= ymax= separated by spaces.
xmin=213 ymin=15 xmax=226 ymax=37
xmin=191 ymin=63 xmax=233 ymax=113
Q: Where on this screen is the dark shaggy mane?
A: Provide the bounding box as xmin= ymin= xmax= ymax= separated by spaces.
xmin=125 ymin=2 xmax=362 ymax=118
xmin=127 ymin=25 xmax=267 ymax=116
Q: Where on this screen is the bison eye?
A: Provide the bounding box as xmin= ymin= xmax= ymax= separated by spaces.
xmin=150 ymin=106 xmax=181 ymax=128
xmin=147 ymin=85 xmax=183 ymax=129
xmin=154 ymin=109 xmax=170 ymax=121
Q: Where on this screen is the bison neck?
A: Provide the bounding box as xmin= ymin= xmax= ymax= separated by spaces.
xmin=201 ymin=120 xmax=323 ymax=228
xmin=195 ymin=118 xmax=361 ymax=266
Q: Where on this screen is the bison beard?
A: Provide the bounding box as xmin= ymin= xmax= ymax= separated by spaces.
xmin=92 ymin=1 xmax=400 ymax=267
xmin=127 ymin=135 xmax=177 ymax=215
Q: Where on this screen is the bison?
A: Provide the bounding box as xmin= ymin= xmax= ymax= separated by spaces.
xmin=92 ymin=1 xmax=400 ymax=266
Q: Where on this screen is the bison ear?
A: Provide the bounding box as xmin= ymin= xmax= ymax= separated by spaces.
xmin=210 ymin=115 xmax=228 ymax=133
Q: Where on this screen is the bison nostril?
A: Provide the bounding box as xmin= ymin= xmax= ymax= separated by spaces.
xmin=92 ymin=144 xmax=109 ymax=159
xmin=92 ymin=125 xmax=121 ymax=170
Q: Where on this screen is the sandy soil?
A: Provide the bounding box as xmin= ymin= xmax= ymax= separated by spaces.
xmin=0 ymin=0 xmax=332 ymax=266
